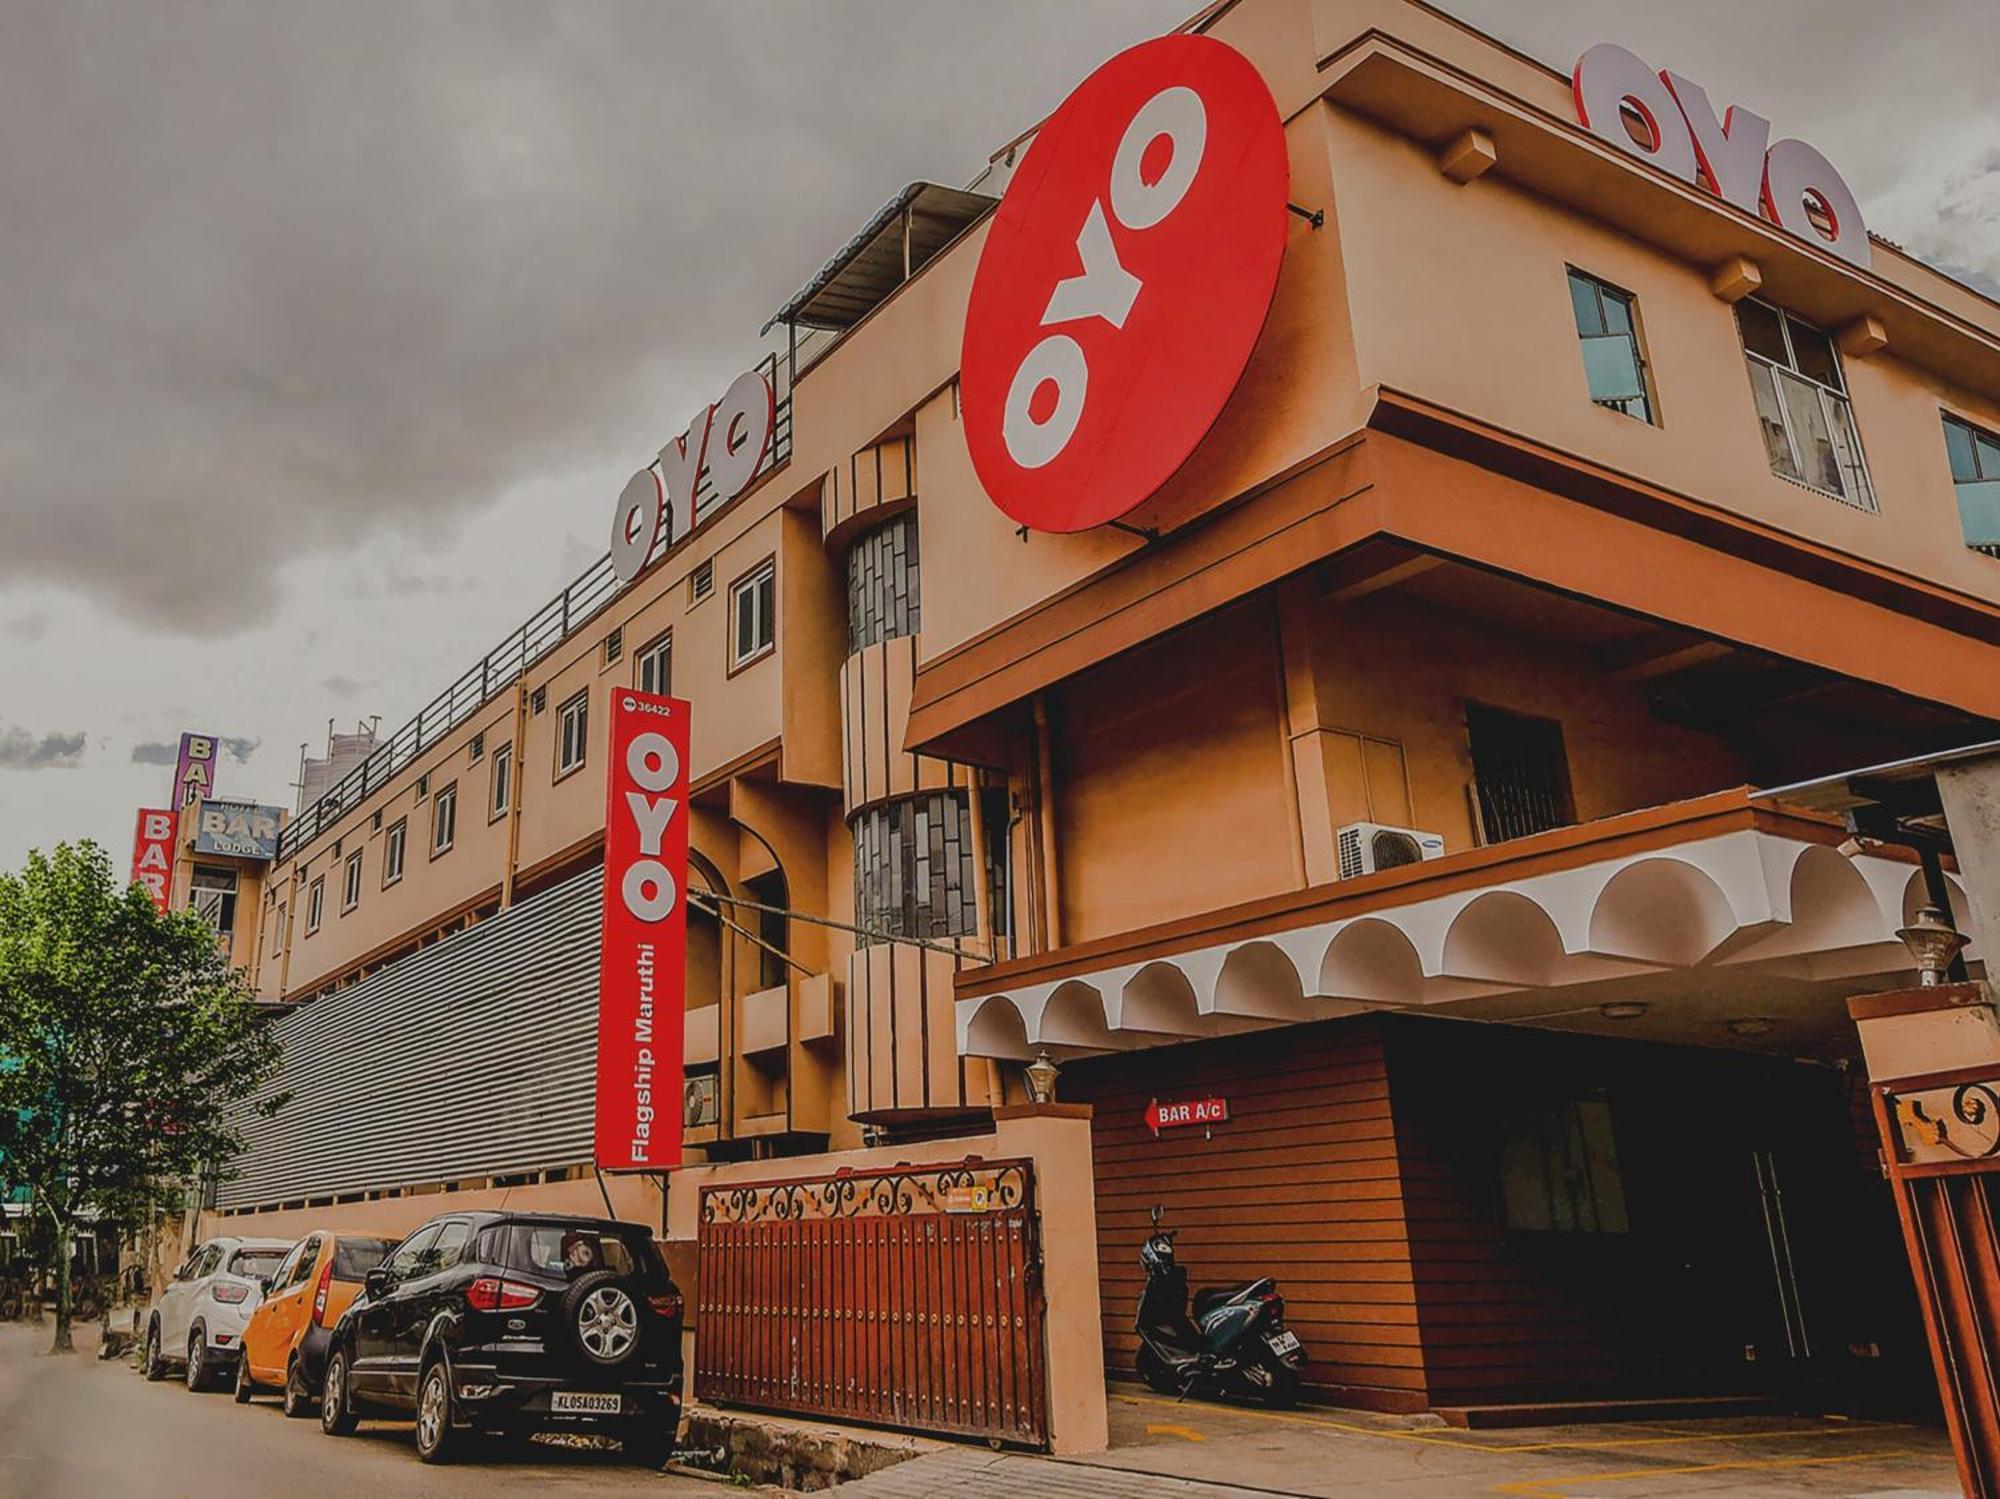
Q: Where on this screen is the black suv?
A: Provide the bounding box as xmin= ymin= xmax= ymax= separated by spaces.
xmin=318 ymin=1210 xmax=683 ymax=1465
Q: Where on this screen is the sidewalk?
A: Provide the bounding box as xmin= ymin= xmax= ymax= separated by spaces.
xmin=831 ymin=1389 xmax=1963 ymax=1498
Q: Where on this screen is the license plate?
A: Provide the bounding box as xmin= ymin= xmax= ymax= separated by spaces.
xmin=551 ymin=1391 xmax=622 ymax=1415
xmin=1266 ymin=1330 xmax=1301 ymax=1357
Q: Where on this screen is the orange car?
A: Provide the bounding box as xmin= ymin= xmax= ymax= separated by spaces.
xmin=235 ymin=1230 xmax=397 ymax=1416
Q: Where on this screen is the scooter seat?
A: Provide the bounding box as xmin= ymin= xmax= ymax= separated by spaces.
xmin=1192 ymin=1277 xmax=1275 ymax=1319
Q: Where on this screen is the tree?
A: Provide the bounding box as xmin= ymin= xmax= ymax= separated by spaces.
xmin=0 ymin=841 xmax=284 ymax=1353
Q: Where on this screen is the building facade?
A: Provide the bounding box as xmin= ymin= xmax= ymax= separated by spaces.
xmin=218 ymin=0 xmax=2000 ymax=1423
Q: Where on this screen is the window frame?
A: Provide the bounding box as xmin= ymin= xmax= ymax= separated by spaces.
xmin=554 ymin=689 xmax=591 ymax=781
xmin=382 ymin=818 xmax=407 ymax=888
xmin=340 ymin=849 xmax=364 ymax=914
xmin=1943 ymin=411 xmax=2000 ymax=557
xmin=687 ymin=560 xmax=714 ymax=606
xmin=726 ymin=557 xmax=777 ymax=675
xmin=1564 ymin=266 xmax=1655 ymax=424
xmin=430 ymin=781 xmax=457 ymax=858
xmin=635 ymin=630 xmax=672 ymax=697
xmin=305 ymin=876 xmax=325 ymax=936
xmin=488 ymin=742 xmax=513 ymax=823
xmin=1735 ymin=297 xmax=1876 ymax=510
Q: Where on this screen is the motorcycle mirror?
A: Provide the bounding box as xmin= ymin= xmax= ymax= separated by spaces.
xmin=1149 ymin=1204 xmax=1163 ymax=1227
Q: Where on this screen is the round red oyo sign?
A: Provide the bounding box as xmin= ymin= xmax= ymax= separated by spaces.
xmin=961 ymin=34 xmax=1288 ymax=534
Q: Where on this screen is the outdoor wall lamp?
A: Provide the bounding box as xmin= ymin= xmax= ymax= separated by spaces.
xmin=1897 ymin=904 xmax=1970 ymax=987
xmin=1024 ymin=1048 xmax=1060 ymax=1105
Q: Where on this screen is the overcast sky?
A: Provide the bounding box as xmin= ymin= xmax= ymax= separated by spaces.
xmin=1 ymin=0 xmax=1995 ymax=872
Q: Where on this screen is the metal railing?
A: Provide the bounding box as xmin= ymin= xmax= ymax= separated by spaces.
xmin=277 ymin=355 xmax=793 ymax=865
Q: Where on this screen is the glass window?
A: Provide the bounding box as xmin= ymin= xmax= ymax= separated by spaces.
xmin=1500 ymin=1093 xmax=1629 ymax=1234
xmin=489 ymin=743 xmax=513 ymax=821
xmin=383 ymin=1224 xmax=442 ymax=1280
xmin=852 ymin=790 xmax=981 ymax=943
xmin=284 ymin=1236 xmax=322 ymax=1289
xmin=305 ymin=877 xmax=325 ymax=935
xmin=729 ymin=561 xmax=776 ymax=669
xmin=1735 ymin=298 xmax=1875 ymax=509
xmin=383 ymin=819 xmax=406 ymax=887
xmin=847 ymin=514 xmax=923 ymax=651
xmin=636 ymin=632 xmax=672 ymax=697
xmin=1564 ymin=269 xmax=1652 ymax=422
xmin=1944 ymin=414 xmax=2000 ymax=556
xmin=431 ymin=783 xmax=457 ymax=855
xmin=429 ymin=1221 xmax=473 ymax=1273
xmin=190 ymin=866 xmax=239 ymax=936
xmin=1467 ymin=703 xmax=1574 ymax=844
xmin=498 ymin=1224 xmax=669 ymax=1290
xmin=556 ymin=690 xmax=589 ymax=776
xmin=341 ymin=850 xmax=363 ymax=912
xmin=332 ymin=1237 xmax=397 ymax=1281
xmin=267 ymin=1241 xmax=307 ymax=1290
xmin=228 ymin=1246 xmax=289 ymax=1281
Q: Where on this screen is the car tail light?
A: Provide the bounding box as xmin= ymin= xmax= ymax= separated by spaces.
xmin=212 ymin=1283 xmax=249 ymax=1304
xmin=466 ymin=1276 xmax=541 ymax=1312
xmin=311 ymin=1252 xmax=336 ymax=1325
xmin=648 ymin=1292 xmax=683 ymax=1321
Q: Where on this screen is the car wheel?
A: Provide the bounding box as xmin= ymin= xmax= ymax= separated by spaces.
xmin=233 ymin=1354 xmax=255 ymax=1404
xmin=556 ymin=1270 xmax=642 ymax=1371
xmin=414 ymin=1361 xmax=462 ymax=1465
xmin=143 ymin=1321 xmax=166 ymax=1382
xmin=320 ymin=1349 xmax=359 ymax=1436
xmin=283 ymin=1355 xmax=314 ymax=1418
xmin=185 ymin=1328 xmax=212 ymax=1392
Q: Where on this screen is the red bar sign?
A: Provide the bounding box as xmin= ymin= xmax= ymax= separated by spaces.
xmin=130 ymin=808 xmax=177 ymax=914
xmin=1145 ymin=1096 xmax=1229 ymax=1136
xmin=596 ymin=690 xmax=690 ymax=1172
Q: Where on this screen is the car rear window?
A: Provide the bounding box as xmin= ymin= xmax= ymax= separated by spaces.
xmin=332 ymin=1238 xmax=398 ymax=1280
xmin=497 ymin=1224 xmax=668 ymax=1290
xmin=229 ymin=1248 xmax=288 ymax=1280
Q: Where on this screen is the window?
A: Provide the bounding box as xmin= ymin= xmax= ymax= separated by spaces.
xmin=273 ymin=901 xmax=287 ymax=954
xmin=284 ymin=1236 xmax=322 ymax=1289
xmin=1944 ymin=414 xmax=2000 ymax=557
xmin=383 ymin=818 xmax=406 ymax=887
xmin=305 ymin=877 xmax=325 ymax=935
xmin=603 ymin=626 xmax=623 ymax=666
xmin=489 ymin=742 xmax=513 ymax=822
xmin=469 ymin=731 xmax=484 ymax=762
xmin=1565 ymin=269 xmax=1652 ymax=423
xmin=1736 ymin=298 xmax=1875 ymax=508
xmin=1500 ymin=1093 xmax=1629 ymax=1234
xmin=190 ymin=866 xmax=239 ymax=936
xmin=341 ymin=850 xmax=363 ymax=913
xmin=729 ymin=560 xmax=776 ymax=670
xmin=688 ymin=560 xmax=714 ymax=604
xmin=416 ymin=774 xmax=429 ymax=800
xmin=847 ymin=513 xmax=922 ymax=652
xmin=1466 ymin=703 xmax=1574 ymax=844
xmin=531 ymin=686 xmax=547 ymax=716
xmin=636 ymin=632 xmax=672 ymax=696
xmin=431 ymin=1220 xmax=474 ymax=1273
xmin=431 ymin=782 xmax=457 ymax=855
xmin=268 ymin=1241 xmax=307 ymax=1292
xmin=382 ymin=1224 xmax=442 ymax=1281
xmin=852 ymin=791 xmax=981 ymax=943
xmin=556 ymin=690 xmax=590 ymax=778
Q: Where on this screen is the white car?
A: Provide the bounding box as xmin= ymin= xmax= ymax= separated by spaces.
xmin=143 ymin=1235 xmax=294 ymax=1391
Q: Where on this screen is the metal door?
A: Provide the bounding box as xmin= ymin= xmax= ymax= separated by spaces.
xmin=695 ymin=1158 xmax=1049 ymax=1448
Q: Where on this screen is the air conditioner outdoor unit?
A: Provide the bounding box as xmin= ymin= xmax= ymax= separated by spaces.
xmin=1336 ymin=822 xmax=1446 ymax=880
xmin=684 ymin=1072 xmax=720 ymax=1129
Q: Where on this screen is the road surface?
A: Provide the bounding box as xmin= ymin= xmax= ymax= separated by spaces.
xmin=0 ymin=1320 xmax=718 ymax=1498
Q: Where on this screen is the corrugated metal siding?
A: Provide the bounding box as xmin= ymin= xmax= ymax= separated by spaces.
xmin=219 ymin=869 xmax=600 ymax=1210
xmin=1063 ymin=1017 xmax=1427 ymax=1412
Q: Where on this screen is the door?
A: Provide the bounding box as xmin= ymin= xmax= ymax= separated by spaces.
xmin=159 ymin=1243 xmax=218 ymax=1349
xmin=244 ymin=1239 xmax=308 ymax=1381
xmin=263 ymin=1237 xmax=320 ymax=1381
xmin=354 ymin=1224 xmax=440 ymax=1398
xmin=390 ymin=1220 xmax=470 ymax=1393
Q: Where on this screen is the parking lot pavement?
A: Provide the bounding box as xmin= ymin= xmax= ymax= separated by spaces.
xmin=0 ymin=1321 xmax=717 ymax=1499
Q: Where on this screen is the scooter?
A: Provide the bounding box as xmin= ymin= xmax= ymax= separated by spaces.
xmin=1134 ymin=1205 xmax=1305 ymax=1407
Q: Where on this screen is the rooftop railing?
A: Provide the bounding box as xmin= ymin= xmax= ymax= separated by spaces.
xmin=276 ymin=352 xmax=793 ymax=866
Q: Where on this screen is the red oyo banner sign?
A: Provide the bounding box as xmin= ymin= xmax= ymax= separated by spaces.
xmin=130 ymin=808 xmax=177 ymax=914
xmin=596 ymin=690 xmax=691 ymax=1172
xmin=960 ymin=34 xmax=1288 ymax=533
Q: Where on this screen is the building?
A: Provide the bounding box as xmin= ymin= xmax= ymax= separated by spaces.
xmin=214 ymin=0 xmax=2000 ymax=1437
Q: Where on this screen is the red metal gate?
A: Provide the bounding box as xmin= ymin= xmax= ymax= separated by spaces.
xmin=694 ymin=1157 xmax=1049 ymax=1448
xmin=1874 ymin=1065 xmax=2000 ymax=1499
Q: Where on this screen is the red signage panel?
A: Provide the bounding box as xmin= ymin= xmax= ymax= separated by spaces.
xmin=960 ymin=34 xmax=1288 ymax=533
xmin=130 ymin=808 xmax=177 ymax=914
xmin=1146 ymin=1096 xmax=1229 ymax=1136
xmin=596 ymin=690 xmax=691 ymax=1172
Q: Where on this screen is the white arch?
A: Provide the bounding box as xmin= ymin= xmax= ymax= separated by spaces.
xmin=1440 ymin=889 xmax=1568 ymax=987
xmin=1033 ymin=979 xmax=1116 ymax=1049
xmin=1209 ymin=940 xmax=1309 ymax=1020
xmin=1318 ymin=918 xmax=1425 ymax=1005
xmin=1113 ymin=962 xmax=1204 ymax=1037
xmin=1587 ymin=856 xmax=1738 ymax=966
xmin=961 ymin=994 xmax=1032 ymax=1060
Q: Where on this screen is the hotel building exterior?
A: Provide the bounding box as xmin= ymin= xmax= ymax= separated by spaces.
xmin=212 ymin=0 xmax=2000 ymax=1443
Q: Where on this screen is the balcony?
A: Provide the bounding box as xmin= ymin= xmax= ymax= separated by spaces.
xmin=956 ymin=790 xmax=1980 ymax=1064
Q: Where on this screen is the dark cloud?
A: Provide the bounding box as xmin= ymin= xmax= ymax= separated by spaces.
xmin=0 ymin=1 xmax=1185 ymax=634
xmin=222 ymin=737 xmax=260 ymax=763
xmin=0 ymin=726 xmax=86 ymax=771
xmin=321 ymin=675 xmax=370 ymax=696
xmin=130 ymin=741 xmax=177 ymax=766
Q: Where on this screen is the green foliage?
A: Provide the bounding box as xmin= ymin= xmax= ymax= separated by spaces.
xmin=0 ymin=840 xmax=286 ymax=1345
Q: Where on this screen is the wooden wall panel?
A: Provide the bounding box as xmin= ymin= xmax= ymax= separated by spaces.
xmin=1063 ymin=1017 xmax=1430 ymax=1411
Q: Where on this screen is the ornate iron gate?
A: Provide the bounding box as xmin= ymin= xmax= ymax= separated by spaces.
xmin=695 ymin=1157 xmax=1049 ymax=1448
xmin=1874 ymin=1065 xmax=2000 ymax=1499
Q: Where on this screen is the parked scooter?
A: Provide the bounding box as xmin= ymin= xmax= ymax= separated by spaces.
xmin=1134 ymin=1205 xmax=1304 ymax=1407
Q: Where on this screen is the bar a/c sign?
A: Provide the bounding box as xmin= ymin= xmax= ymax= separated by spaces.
xmin=1146 ymin=1096 xmax=1229 ymax=1137
xmin=596 ymin=690 xmax=691 ymax=1172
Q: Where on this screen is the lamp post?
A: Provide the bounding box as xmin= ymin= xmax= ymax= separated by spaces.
xmin=1896 ymin=904 xmax=1971 ymax=987
xmin=1024 ymin=1048 xmax=1059 ymax=1105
